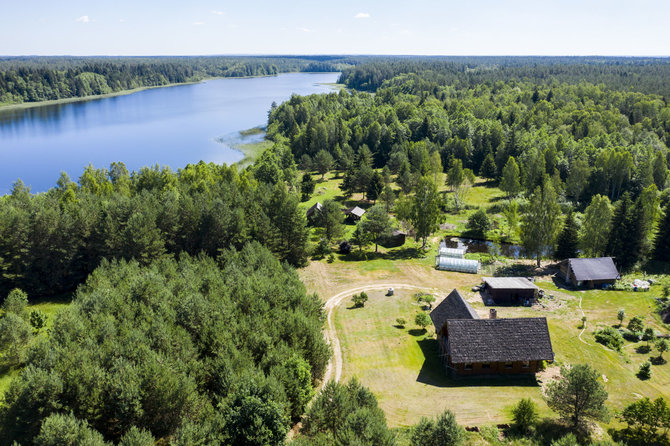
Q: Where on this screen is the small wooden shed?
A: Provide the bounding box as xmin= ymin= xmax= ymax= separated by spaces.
xmin=482 ymin=277 xmax=538 ymax=305
xmin=560 ymin=257 xmax=620 ymax=288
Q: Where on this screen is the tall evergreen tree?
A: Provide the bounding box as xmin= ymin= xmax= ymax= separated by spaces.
xmin=479 ymin=152 xmax=497 ymax=180
xmin=653 ymin=202 xmax=670 ymax=262
xmin=555 ymin=210 xmax=579 ymax=260
xmin=367 ymin=171 xmax=384 ymax=203
xmin=606 ymin=193 xmax=644 ymax=271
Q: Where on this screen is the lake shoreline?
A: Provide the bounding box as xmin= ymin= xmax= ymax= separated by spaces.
xmin=0 ymin=72 xmax=342 ymax=112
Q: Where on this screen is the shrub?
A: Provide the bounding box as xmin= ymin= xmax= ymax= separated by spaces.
xmin=29 ymin=310 xmax=47 ymax=331
xmin=414 ymin=313 xmax=431 ymax=330
xmin=512 ymin=398 xmax=539 ymax=433
xmin=627 ymin=316 xmax=645 ymax=334
xmin=338 ymin=241 xmax=352 ymax=254
xmin=327 ymin=254 xmax=335 ymax=263
xmin=411 ymin=409 xmax=464 ymax=446
xmin=637 ymin=361 xmax=652 ymax=380
xmin=352 ymin=293 xmax=368 ymax=308
xmin=594 ymin=327 xmax=624 ymax=350
xmin=466 ymin=208 xmax=491 ymax=236
xmin=395 ymin=318 xmax=406 ymax=328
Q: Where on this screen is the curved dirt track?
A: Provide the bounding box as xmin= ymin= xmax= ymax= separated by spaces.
xmin=320 ymin=283 xmax=439 ymax=386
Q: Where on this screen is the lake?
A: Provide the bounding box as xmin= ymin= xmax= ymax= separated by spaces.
xmin=0 ymin=72 xmax=340 ymax=194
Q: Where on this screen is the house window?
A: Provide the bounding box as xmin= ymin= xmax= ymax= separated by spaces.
xmin=464 ymin=363 xmax=473 ymax=370
xmin=522 ymin=361 xmax=530 ymax=368
xmin=505 ymin=362 xmax=513 ymax=369
xmin=482 ymin=363 xmax=491 ymax=369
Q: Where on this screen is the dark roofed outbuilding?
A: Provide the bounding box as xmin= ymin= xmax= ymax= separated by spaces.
xmin=344 ymin=206 xmax=366 ymax=223
xmin=482 ymin=277 xmax=538 ymax=305
xmin=305 ymin=202 xmax=323 ymax=223
xmin=560 ymin=257 xmax=620 ymax=288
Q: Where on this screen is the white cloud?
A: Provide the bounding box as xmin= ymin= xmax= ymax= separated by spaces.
xmin=298 ymin=27 xmax=313 ymax=33
xmin=76 ymin=15 xmax=90 ymax=23
xmin=211 ymin=10 xmax=224 ymax=15
xmin=354 ymin=12 xmax=370 ymax=19
xmin=119 ymin=18 xmax=126 ymax=23
xmin=192 ymin=21 xmax=205 ymax=26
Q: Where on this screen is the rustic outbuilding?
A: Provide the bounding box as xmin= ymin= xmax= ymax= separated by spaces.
xmin=482 ymin=277 xmax=538 ymax=305
xmin=560 ymin=257 xmax=620 ymax=288
xmin=381 ymin=230 xmax=406 ymax=248
xmin=430 ymin=289 xmax=554 ymax=376
xmin=344 ymin=206 xmax=366 ymax=223
xmin=305 ymin=202 xmax=322 ymax=224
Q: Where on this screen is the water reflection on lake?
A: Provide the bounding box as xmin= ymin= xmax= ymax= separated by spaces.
xmin=0 ymin=72 xmax=340 ymax=194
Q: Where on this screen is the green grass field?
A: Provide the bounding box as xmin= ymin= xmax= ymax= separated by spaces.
xmin=333 ymin=281 xmax=670 ymax=429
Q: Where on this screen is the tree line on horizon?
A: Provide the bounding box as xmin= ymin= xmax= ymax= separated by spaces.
xmin=267 ymin=62 xmax=670 ymax=270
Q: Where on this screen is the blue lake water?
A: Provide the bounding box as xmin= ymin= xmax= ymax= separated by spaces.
xmin=0 ymin=72 xmax=340 ymax=194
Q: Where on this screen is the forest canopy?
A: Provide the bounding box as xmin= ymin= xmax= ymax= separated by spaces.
xmin=0 ymin=245 xmax=329 ymax=445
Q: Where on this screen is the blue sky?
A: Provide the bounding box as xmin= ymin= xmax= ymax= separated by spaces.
xmin=1 ymin=0 xmax=668 ymax=56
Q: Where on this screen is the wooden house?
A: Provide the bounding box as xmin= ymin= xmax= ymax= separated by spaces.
xmin=560 ymin=257 xmax=620 ymax=288
xmin=430 ymin=289 xmax=554 ymax=376
xmin=482 ymin=277 xmax=538 ymax=305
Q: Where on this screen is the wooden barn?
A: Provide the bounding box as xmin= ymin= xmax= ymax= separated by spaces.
xmin=560 ymin=257 xmax=620 ymax=288
xmin=430 ymin=289 xmax=554 ymax=376
xmin=482 ymin=277 xmax=538 ymax=305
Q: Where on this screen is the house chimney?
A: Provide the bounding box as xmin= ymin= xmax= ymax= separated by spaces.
xmin=489 ymin=309 xmax=497 ymax=320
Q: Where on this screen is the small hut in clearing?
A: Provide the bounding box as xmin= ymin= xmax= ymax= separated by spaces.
xmin=560 ymin=257 xmax=620 ymax=288
xmin=482 ymin=277 xmax=538 ymax=305
xmin=344 ymin=206 xmax=366 ymax=223
xmin=305 ymin=202 xmax=322 ymax=224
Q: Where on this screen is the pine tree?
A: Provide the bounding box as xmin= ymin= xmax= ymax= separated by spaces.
xmin=367 ymin=171 xmax=384 ymax=203
xmin=653 ymin=202 xmax=670 ymax=262
xmin=606 ymin=193 xmax=643 ymax=271
xmin=555 ymin=210 xmax=579 ymax=260
xmin=479 ymin=152 xmax=497 ymax=180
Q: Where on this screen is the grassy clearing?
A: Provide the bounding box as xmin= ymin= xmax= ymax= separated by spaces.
xmin=320 ymin=257 xmax=670 ymax=429
xmin=0 ymin=293 xmax=72 ymax=397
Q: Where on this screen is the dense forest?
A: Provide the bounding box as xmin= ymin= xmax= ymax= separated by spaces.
xmin=0 ymin=55 xmax=352 ymax=104
xmin=267 ymin=58 xmax=670 ymax=270
xmin=0 ymin=155 xmax=307 ymax=299
xmin=0 ymin=245 xmax=329 ymax=445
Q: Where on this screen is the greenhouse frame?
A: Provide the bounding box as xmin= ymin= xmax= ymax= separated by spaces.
xmin=438 ymin=247 xmax=466 ymax=259
xmin=435 ymin=255 xmax=479 ymax=274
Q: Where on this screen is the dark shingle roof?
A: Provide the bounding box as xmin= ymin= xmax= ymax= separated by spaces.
xmin=430 ymin=289 xmax=479 ymax=332
xmin=446 ymin=318 xmax=554 ymax=364
xmin=568 ymin=257 xmax=619 ymax=281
